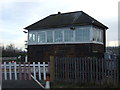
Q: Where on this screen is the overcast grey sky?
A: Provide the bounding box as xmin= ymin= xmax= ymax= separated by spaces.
xmin=0 ymin=0 xmax=119 ymax=50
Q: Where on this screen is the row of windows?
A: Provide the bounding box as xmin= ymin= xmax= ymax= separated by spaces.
xmin=28 ymin=28 xmax=90 ymax=44
xmin=28 ymin=27 xmax=103 ymax=44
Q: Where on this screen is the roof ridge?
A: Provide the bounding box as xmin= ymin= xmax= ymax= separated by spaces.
xmin=50 ymin=11 xmax=83 ymax=16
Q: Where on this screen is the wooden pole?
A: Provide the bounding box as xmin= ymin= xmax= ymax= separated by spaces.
xmin=50 ymin=56 xmax=55 ymax=82
xmin=28 ymin=62 xmax=31 ymax=80
xmin=19 ymin=62 xmax=22 ymax=80
xmin=23 ymin=62 xmax=26 ymax=80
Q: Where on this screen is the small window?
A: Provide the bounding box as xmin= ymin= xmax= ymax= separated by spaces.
xmin=28 ymin=32 xmax=37 ymax=43
xmin=38 ymin=32 xmax=46 ymax=43
xmin=33 ymin=34 xmax=35 ymax=41
xmin=64 ymin=30 xmax=74 ymax=42
xmin=29 ymin=33 xmax=32 ymax=41
xmin=75 ymin=29 xmax=81 ymax=41
xmin=93 ymin=28 xmax=97 ymax=41
xmin=47 ymin=31 xmax=53 ymax=43
xmin=92 ymin=27 xmax=103 ymax=43
xmin=75 ymin=28 xmax=90 ymax=42
xmin=101 ymin=30 xmax=103 ymax=42
xmin=96 ymin=30 xmax=100 ymax=42
xmin=54 ymin=30 xmax=63 ymax=42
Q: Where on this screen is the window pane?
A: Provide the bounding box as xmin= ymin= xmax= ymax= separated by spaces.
xmin=38 ymin=32 xmax=46 ymax=43
xmin=97 ymin=30 xmax=100 ymax=42
xmin=75 ymin=28 xmax=90 ymax=42
xmin=75 ymin=29 xmax=81 ymax=41
xmin=64 ymin=30 xmax=74 ymax=42
xmin=83 ymin=29 xmax=89 ymax=41
xmin=92 ymin=27 xmax=103 ymax=43
xmin=32 ymin=32 xmax=37 ymax=42
xmin=54 ymin=30 xmax=63 ymax=42
xmin=93 ymin=29 xmax=96 ymax=41
xmin=33 ymin=34 xmax=35 ymax=41
xmin=29 ymin=33 xmax=32 ymax=41
xmin=93 ymin=28 xmax=97 ymax=41
xmin=47 ymin=31 xmax=53 ymax=43
xmin=101 ymin=30 xmax=103 ymax=42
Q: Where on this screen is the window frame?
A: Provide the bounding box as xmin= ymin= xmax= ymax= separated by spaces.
xmin=28 ymin=26 xmax=103 ymax=45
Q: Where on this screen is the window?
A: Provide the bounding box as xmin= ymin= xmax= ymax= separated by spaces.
xmin=28 ymin=33 xmax=32 ymax=41
xmin=101 ymin=30 xmax=103 ymax=42
xmin=96 ymin=29 xmax=100 ymax=41
xmin=28 ymin=32 xmax=37 ymax=43
xmin=92 ymin=27 xmax=103 ymax=43
xmin=64 ymin=30 xmax=74 ymax=42
xmin=75 ymin=29 xmax=81 ymax=41
xmin=47 ymin=31 xmax=53 ymax=43
xmin=83 ymin=28 xmax=90 ymax=41
xmin=37 ymin=32 xmax=46 ymax=43
xmin=54 ymin=30 xmax=63 ymax=42
xmin=75 ymin=28 xmax=90 ymax=42
xmin=33 ymin=34 xmax=36 ymax=41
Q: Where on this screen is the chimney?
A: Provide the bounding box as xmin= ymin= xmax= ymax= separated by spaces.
xmin=58 ymin=12 xmax=61 ymax=14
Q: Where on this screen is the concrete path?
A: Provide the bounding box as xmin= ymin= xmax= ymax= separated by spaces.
xmin=2 ymin=80 xmax=44 ymax=89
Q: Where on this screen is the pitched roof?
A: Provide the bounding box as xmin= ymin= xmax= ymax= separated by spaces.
xmin=24 ymin=11 xmax=108 ymax=30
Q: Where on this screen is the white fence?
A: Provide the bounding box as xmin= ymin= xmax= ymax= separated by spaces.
xmin=2 ymin=62 xmax=49 ymax=81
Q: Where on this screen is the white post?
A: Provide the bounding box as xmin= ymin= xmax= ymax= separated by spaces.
xmin=14 ymin=62 xmax=17 ymax=80
xmin=43 ymin=62 xmax=46 ymax=80
xmin=33 ymin=62 xmax=36 ymax=80
xmin=9 ymin=62 xmax=12 ymax=80
xmin=25 ymin=55 xmax=28 ymax=63
xmin=4 ymin=62 xmax=7 ymax=80
xmin=38 ymin=62 xmax=41 ymax=80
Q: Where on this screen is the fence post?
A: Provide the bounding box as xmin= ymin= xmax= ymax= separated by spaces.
xmin=33 ymin=62 xmax=36 ymax=80
xmin=101 ymin=58 xmax=104 ymax=84
xmin=87 ymin=58 xmax=90 ymax=82
xmin=84 ymin=57 xmax=86 ymax=82
xmin=38 ymin=62 xmax=41 ymax=80
xmin=96 ymin=58 xmax=98 ymax=83
xmin=9 ymin=62 xmax=12 ymax=80
xmin=50 ymin=56 xmax=55 ymax=82
xmin=28 ymin=62 xmax=31 ymax=80
xmin=23 ymin=62 xmax=27 ymax=80
xmin=4 ymin=62 xmax=7 ymax=80
xmin=14 ymin=62 xmax=17 ymax=80
xmin=82 ymin=58 xmax=85 ymax=82
xmin=90 ymin=58 xmax=93 ymax=82
xmin=43 ymin=62 xmax=46 ymax=80
xmin=19 ymin=62 xmax=22 ymax=80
